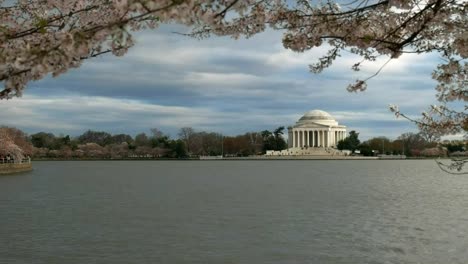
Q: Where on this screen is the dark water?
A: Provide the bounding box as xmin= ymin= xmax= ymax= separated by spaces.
xmin=0 ymin=160 xmax=467 ymax=264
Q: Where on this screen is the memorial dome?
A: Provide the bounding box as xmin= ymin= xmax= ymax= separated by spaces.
xmin=299 ymin=110 xmax=335 ymax=121
xmin=296 ymin=109 xmax=338 ymax=126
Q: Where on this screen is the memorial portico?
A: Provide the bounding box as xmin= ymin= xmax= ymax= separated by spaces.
xmin=287 ymin=110 xmax=347 ymax=148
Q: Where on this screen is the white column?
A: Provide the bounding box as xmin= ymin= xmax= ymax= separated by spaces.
xmin=326 ymin=131 xmax=329 ymax=147
xmin=332 ymin=130 xmax=335 ymax=146
xmin=297 ymin=130 xmax=301 ymax=148
xmin=300 ymin=131 xmax=303 ymax=148
xmin=319 ymin=130 xmax=322 ymax=147
xmin=301 ymin=131 xmax=303 ymax=147
xmin=317 ymin=130 xmax=319 ymax=147
xmin=333 ymin=131 xmax=337 ymax=147
xmin=324 ymin=131 xmax=327 ymax=147
xmin=317 ymin=131 xmax=320 ymax=147
xmin=299 ymin=130 xmax=301 ymax=148
xmin=324 ymin=130 xmax=327 ymax=147
xmin=295 ymin=131 xmax=298 ymax=148
xmin=298 ymin=130 xmax=301 ymax=147
xmin=297 ymin=131 xmax=299 ymax=148
xmin=294 ymin=130 xmax=297 ymax=148
xmin=322 ymin=130 xmax=325 ymax=147
xmin=318 ymin=130 xmax=321 ymax=147
xmin=323 ymin=130 xmax=326 ymax=147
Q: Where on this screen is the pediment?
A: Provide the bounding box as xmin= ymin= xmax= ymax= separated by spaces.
xmin=292 ymin=122 xmax=330 ymax=128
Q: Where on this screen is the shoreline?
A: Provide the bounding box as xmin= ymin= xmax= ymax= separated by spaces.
xmin=0 ymin=162 xmax=33 ymax=175
xmin=29 ymin=156 xmax=450 ymax=161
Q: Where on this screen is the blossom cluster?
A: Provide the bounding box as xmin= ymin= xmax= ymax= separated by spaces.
xmin=0 ymin=128 xmax=26 ymax=161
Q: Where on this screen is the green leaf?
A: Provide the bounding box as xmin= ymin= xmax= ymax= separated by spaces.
xmin=36 ymin=18 xmax=48 ymax=34
xmin=363 ymin=35 xmax=373 ymax=44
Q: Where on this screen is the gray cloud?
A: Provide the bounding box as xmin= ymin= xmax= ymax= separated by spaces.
xmin=1 ymin=25 xmax=453 ymax=140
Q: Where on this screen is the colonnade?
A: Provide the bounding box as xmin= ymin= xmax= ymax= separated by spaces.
xmin=288 ymin=129 xmax=346 ymax=148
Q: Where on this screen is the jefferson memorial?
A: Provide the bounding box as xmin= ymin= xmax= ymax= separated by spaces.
xmin=288 ymin=110 xmax=347 ymax=149
xmin=265 ymin=109 xmax=348 ymax=156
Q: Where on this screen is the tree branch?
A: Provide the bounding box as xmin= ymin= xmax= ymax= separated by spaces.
xmin=215 ymin=0 xmax=240 ymax=18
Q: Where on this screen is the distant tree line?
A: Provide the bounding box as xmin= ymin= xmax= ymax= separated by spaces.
xmin=337 ymin=131 xmax=467 ymax=157
xmin=1 ymin=126 xmax=288 ymax=159
xmin=30 ymin=128 xmax=187 ymax=159
xmin=1 ymin=126 xmax=465 ymax=160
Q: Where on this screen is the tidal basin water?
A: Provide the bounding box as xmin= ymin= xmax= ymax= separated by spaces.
xmin=1 ymin=160 xmax=467 ymax=264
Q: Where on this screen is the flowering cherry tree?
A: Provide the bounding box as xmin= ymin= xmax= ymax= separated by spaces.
xmin=0 ymin=0 xmax=466 ymax=136
xmin=0 ymin=128 xmax=25 ymax=162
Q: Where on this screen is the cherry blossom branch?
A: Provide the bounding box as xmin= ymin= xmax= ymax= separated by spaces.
xmin=215 ymin=0 xmax=240 ymax=18
xmin=8 ymin=5 xmax=102 ymax=40
xmin=0 ymin=47 xmax=123 ymax=98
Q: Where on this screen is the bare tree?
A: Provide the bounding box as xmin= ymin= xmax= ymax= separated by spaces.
xmin=150 ymin=128 xmax=165 ymax=139
xmin=178 ymin=127 xmax=195 ymax=154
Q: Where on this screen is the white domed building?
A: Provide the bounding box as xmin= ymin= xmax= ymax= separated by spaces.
xmin=287 ymin=110 xmax=347 ymax=149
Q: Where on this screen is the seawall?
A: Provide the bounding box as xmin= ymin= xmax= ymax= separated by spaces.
xmin=0 ymin=163 xmax=33 ymax=175
xmin=223 ymin=156 xmax=379 ymax=160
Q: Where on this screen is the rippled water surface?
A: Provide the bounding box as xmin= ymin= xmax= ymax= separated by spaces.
xmin=1 ymin=160 xmax=467 ymax=264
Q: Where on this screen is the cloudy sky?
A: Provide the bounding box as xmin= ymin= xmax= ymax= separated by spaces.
xmin=0 ymin=24 xmax=456 ymax=140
